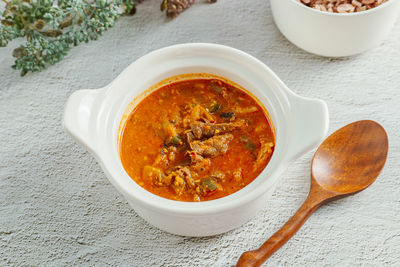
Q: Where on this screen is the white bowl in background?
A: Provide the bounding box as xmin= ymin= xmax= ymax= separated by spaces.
xmin=270 ymin=0 xmax=400 ymax=57
xmin=63 ymin=43 xmax=329 ymax=236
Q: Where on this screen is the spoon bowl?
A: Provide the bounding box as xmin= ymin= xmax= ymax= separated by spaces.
xmin=312 ymin=120 xmax=388 ymax=195
xmin=237 ymin=120 xmax=388 ymax=266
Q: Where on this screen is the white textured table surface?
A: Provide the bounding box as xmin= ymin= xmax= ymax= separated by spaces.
xmin=1 ymin=1 xmax=400 ymax=266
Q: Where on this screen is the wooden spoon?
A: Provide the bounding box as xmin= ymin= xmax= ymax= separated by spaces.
xmin=237 ymin=120 xmax=388 ymax=267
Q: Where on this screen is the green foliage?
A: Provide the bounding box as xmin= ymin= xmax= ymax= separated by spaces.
xmin=0 ymin=0 xmax=138 ymax=76
xmin=1 ymin=0 xmax=216 ymax=76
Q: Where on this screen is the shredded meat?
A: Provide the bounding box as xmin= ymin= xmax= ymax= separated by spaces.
xmin=233 ymin=106 xmax=258 ymax=114
xmin=254 ymin=139 xmax=274 ymax=171
xmin=190 ymin=120 xmax=246 ymax=140
xmin=210 ymin=171 xmax=226 ymax=182
xmin=167 ymin=166 xmax=195 ymax=195
xmin=183 ymin=104 xmax=215 ymax=128
xmin=172 ymin=174 xmax=186 ymax=195
xmin=153 ymin=146 xmax=177 ymax=168
xmin=153 ymin=153 xmax=168 ymax=169
xmin=143 ymin=166 xmax=169 ymax=186
xmin=186 ymin=131 xmax=195 ymax=143
xmin=188 ymin=151 xmax=210 ymax=172
xmin=190 ymin=134 xmax=233 ymax=157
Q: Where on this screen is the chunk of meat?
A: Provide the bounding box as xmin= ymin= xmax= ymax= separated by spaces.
xmin=190 ymin=120 xmax=246 ymax=139
xmin=233 ymin=105 xmax=258 ymax=114
xmin=167 ymin=166 xmax=195 ymax=195
xmin=254 ymin=139 xmax=274 ymax=171
xmin=183 ymin=104 xmax=215 ymax=128
xmin=186 ymin=131 xmax=195 ymax=143
xmin=153 ymin=146 xmax=178 ymax=168
xmin=172 ymin=174 xmax=186 ymax=195
xmin=163 ymin=122 xmax=182 ymax=146
xmin=143 ymin=166 xmax=170 ymax=186
xmin=153 ymin=153 xmax=168 ymax=169
xmin=210 ymin=171 xmax=225 ymax=181
xmin=193 ymin=194 xmax=201 ymax=202
xmin=190 ymin=134 xmax=233 ymax=157
xmin=188 ymin=151 xmax=210 ymax=172
xmin=233 ymin=168 xmax=243 ymax=182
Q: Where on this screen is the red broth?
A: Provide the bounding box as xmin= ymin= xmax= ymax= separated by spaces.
xmin=120 ymin=78 xmax=275 ymax=201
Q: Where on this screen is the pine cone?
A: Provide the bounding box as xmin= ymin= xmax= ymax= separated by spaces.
xmin=161 ymin=0 xmax=195 ymax=17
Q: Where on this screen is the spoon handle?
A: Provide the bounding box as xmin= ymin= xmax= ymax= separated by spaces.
xmin=236 ymin=193 xmax=322 ymax=267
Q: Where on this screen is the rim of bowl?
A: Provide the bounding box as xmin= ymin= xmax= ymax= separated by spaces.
xmin=106 ymin=43 xmax=291 ymax=215
xmin=289 ymin=0 xmax=393 ymax=16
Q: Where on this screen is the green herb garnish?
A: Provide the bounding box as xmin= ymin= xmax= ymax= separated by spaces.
xmin=202 ymin=178 xmax=217 ymax=191
xmin=0 ymin=0 xmax=216 ymax=76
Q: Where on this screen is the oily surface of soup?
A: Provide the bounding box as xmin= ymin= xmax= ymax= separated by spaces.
xmin=120 ymin=78 xmax=275 ymax=202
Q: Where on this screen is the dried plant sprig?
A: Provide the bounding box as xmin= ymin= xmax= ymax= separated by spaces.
xmin=0 ymin=0 xmax=217 ymax=76
xmin=160 ymin=0 xmax=217 ymax=17
xmin=0 ymin=0 xmax=137 ymax=76
xmin=160 ymin=0 xmax=195 ymax=17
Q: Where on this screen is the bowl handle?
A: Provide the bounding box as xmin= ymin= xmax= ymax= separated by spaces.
xmin=62 ymin=89 xmax=102 ymax=154
xmin=286 ymin=93 xmax=329 ymax=162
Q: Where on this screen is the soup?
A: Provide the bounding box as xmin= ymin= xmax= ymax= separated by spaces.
xmin=119 ymin=76 xmax=275 ymax=202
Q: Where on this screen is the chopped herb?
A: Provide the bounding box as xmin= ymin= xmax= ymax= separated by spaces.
xmin=247 ymin=142 xmax=257 ymax=151
xmin=240 ymin=137 xmax=257 ymax=151
xmin=168 ymin=135 xmax=182 ymax=146
xmin=220 ymin=112 xmax=235 ymax=119
xmin=202 ymin=178 xmax=217 ymax=191
xmin=209 ymin=101 xmax=221 ymax=113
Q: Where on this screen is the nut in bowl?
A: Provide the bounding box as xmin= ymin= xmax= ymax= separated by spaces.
xmin=300 ymin=0 xmax=387 ymax=13
xmin=63 ymin=43 xmax=329 ymax=236
xmin=270 ymin=0 xmax=400 ymax=57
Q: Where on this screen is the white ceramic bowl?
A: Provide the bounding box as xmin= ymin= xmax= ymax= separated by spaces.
xmin=63 ymin=43 xmax=329 ymax=236
xmin=270 ymin=0 xmax=400 ymax=57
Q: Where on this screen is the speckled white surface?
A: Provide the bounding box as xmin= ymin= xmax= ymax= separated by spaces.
xmin=1 ymin=1 xmax=400 ymax=266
